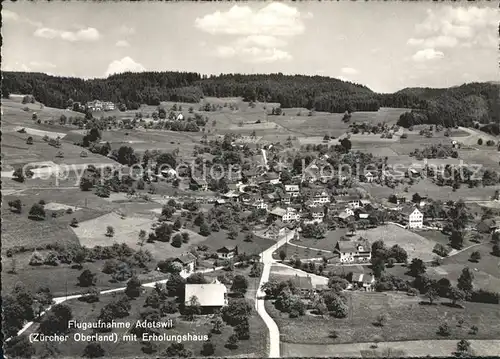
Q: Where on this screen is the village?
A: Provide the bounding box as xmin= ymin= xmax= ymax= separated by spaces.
xmin=2 ymin=1 xmax=500 ymax=358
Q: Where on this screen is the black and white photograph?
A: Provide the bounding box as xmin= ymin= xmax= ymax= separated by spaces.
xmin=1 ymin=1 xmax=499 ymax=358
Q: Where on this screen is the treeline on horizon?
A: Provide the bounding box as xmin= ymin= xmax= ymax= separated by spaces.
xmin=2 ymin=71 xmax=499 ymax=130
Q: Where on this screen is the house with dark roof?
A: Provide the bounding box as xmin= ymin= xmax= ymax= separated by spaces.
xmin=172 ymin=253 xmax=197 ymax=276
xmin=184 ymin=278 xmax=228 ymax=312
xmin=262 ymin=220 xmax=289 ymax=240
xmin=216 ymin=245 xmax=238 ymax=259
xmin=335 ymin=238 xmax=371 ymax=263
xmin=400 ymin=205 xmax=423 ymax=229
xmin=477 ymin=218 xmax=499 ymax=234
xmin=350 ymin=272 xmax=375 ymax=291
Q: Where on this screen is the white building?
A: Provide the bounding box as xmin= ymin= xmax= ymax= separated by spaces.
xmin=285 ymin=184 xmax=300 ymax=197
xmin=402 ymin=206 xmax=424 ymax=229
xmin=312 ymin=191 xmax=330 ymax=205
xmin=336 ymin=239 xmax=371 ymax=263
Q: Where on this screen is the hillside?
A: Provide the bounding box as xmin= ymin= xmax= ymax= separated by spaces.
xmin=2 ymin=71 xmax=380 ymax=113
xmin=2 ymin=71 xmax=499 ymax=126
xmin=393 ymin=82 xmax=500 ymax=129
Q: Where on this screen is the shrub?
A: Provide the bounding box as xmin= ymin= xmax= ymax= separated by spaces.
xmin=29 ymin=251 xmax=45 ymax=266
xmin=437 ymin=322 xmax=451 ymax=336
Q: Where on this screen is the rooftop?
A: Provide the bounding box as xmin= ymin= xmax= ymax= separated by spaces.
xmin=184 ymin=283 xmax=227 ymax=307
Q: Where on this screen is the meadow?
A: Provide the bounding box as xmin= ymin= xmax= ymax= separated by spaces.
xmin=267 ymin=291 xmax=500 ymax=345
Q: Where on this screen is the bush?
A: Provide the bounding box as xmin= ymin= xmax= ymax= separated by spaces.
xmin=437 ymin=322 xmax=451 ymax=336
xmin=433 ymin=243 xmax=451 ymax=257
xmin=29 ymin=251 xmax=45 ymax=266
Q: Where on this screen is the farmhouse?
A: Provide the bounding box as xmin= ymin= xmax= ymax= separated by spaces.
xmin=312 ymin=190 xmax=330 ymax=205
xmin=269 ymin=206 xmax=300 ymax=223
xmin=335 ymin=238 xmax=371 ymax=263
xmin=401 ymin=206 xmax=424 ymax=229
xmin=172 ymin=253 xmax=197 ymax=276
xmin=184 ymin=278 xmax=228 ymax=311
xmin=285 ymin=184 xmax=300 ymax=197
xmin=216 ymin=245 xmax=238 ymax=259
xmin=477 ymin=218 xmax=499 ymax=234
xmin=287 ymin=275 xmax=314 ymax=295
xmin=262 ymin=221 xmax=289 ymax=240
xmin=309 ymin=206 xmax=325 ymax=222
xmin=191 ymin=177 xmax=209 ymax=191
xmin=350 ymin=272 xmax=375 ymax=291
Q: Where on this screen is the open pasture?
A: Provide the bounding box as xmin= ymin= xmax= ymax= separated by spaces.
xmin=427 ymin=242 xmax=500 ymax=292
xmin=2 ymin=131 xmax=116 ymax=167
xmin=268 ymin=290 xmax=500 ymax=346
xmin=2 ymin=193 xmax=107 ymax=250
xmin=356 ymin=224 xmax=437 ymax=261
xmin=72 ymin=212 xmax=208 ymax=259
xmin=282 ymin=339 xmax=500 ymax=358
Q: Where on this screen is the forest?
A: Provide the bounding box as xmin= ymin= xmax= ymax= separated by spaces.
xmin=394 ymin=82 xmax=500 ymax=129
xmin=2 ymin=71 xmax=499 ymax=127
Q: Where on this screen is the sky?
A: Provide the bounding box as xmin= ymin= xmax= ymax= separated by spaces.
xmin=1 ymin=2 xmax=498 ymax=93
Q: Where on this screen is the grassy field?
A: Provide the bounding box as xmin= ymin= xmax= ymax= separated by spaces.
xmin=427 ymin=242 xmax=500 ymax=292
xmin=282 ymin=339 xmax=500 ymax=357
xmin=25 ymin=284 xmax=267 ymax=357
xmin=2 ymin=131 xmax=116 ymax=168
xmin=1 ymin=194 xmax=106 ymax=250
xmin=267 ymin=290 xmax=500 ymax=345
xmin=356 ymin=224 xmax=437 ymax=261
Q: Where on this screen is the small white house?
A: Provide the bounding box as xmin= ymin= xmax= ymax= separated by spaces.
xmin=285 ymin=184 xmax=300 ymax=197
xmin=313 ymin=191 xmax=330 ymax=205
xmin=216 ymin=246 xmax=238 ymax=259
xmin=172 ymin=253 xmax=197 ymax=277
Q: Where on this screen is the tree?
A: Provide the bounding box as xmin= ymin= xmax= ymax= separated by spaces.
xmin=4 ymin=335 xmax=36 ymax=358
xmin=449 ymin=287 xmax=466 ymax=307
xmin=450 ymin=230 xmax=465 ymax=249
xmin=279 ymin=250 xmax=286 ymax=261
xmin=231 ymin=275 xmax=249 ymax=296
xmin=492 ymin=244 xmax=500 ymax=257
xmin=80 ymin=177 xmax=93 ymax=191
xmin=115 ymin=146 xmax=139 ymax=166
xmin=477 ymin=138 xmax=483 ymax=145
xmin=39 ymin=304 xmax=73 ymax=334
xmin=235 ymin=317 xmax=250 ymax=339
xmin=125 ymin=276 xmax=142 ymax=298
xmin=226 ymin=333 xmax=239 ymax=349
xmin=165 ymin=343 xmax=192 ymax=357
xmin=28 ymin=203 xmax=46 ymax=220
xmin=199 ymin=223 xmax=211 ymax=236
xmin=375 ymin=313 xmax=387 ymax=327
xmin=78 ymin=269 xmax=97 ymax=287
xmin=83 ymin=342 xmax=105 ymax=358
xmin=106 ymin=226 xmax=115 ymax=237
xmin=456 ymin=339 xmax=471 ymax=356
xmin=185 ymin=295 xmax=201 ymax=320
xmin=371 ymin=257 xmax=385 ymax=279
xmin=166 ymin=273 xmax=186 ymax=297
xmin=469 ymin=251 xmax=481 ymax=262
xmin=408 ymin=258 xmax=426 ymax=277
xmin=173 ymin=217 xmax=182 ymax=231
xmin=212 ymin=315 xmax=224 ymax=334
xmin=8 ymin=199 xmax=22 ymax=213
xmin=201 ymin=341 xmax=215 ymax=356
xmin=171 ymin=233 xmax=183 ymax=248
xmin=437 ymin=322 xmax=451 ymax=336
xmin=457 ymin=267 xmax=474 ymax=293
xmin=425 ymin=287 xmax=439 ymax=304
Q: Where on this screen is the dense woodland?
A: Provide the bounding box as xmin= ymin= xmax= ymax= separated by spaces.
xmin=2 ymin=72 xmax=499 ymax=128
xmin=392 ymin=83 xmax=500 ymax=129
